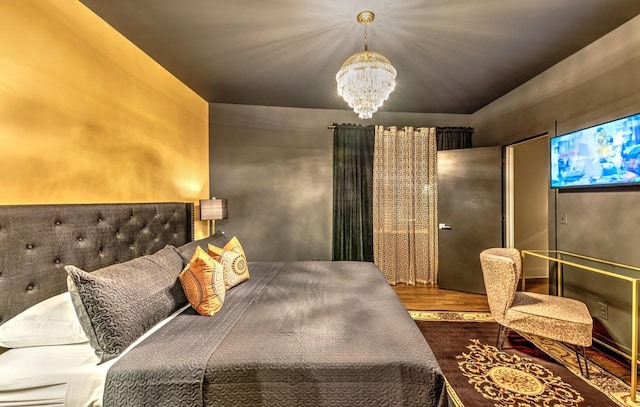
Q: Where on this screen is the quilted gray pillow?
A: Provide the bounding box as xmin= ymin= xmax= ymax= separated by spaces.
xmin=174 ymin=232 xmax=229 ymax=263
xmin=65 ymin=245 xmax=187 ymax=363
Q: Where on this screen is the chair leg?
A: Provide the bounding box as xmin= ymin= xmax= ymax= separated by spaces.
xmin=574 ymin=345 xmax=590 ymax=379
xmin=496 ymin=325 xmax=508 ymax=350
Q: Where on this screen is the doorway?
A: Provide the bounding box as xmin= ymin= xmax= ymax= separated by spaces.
xmin=505 ymin=135 xmax=550 ymax=284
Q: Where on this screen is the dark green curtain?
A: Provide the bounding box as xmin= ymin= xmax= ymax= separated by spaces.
xmin=436 ymin=127 xmax=474 ymax=150
xmin=332 ymin=124 xmax=375 ymax=261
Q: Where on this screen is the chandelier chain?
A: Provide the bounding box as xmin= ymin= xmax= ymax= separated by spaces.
xmin=363 ymin=21 xmax=368 ymax=51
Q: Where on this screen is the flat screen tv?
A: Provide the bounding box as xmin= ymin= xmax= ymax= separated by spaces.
xmin=550 ymin=113 xmax=640 ymax=188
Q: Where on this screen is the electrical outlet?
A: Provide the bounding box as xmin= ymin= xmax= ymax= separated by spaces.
xmin=559 ymin=211 xmax=568 ymax=225
xmin=597 ymin=302 xmax=608 ymax=320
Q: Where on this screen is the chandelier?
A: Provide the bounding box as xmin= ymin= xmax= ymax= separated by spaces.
xmin=336 ymin=11 xmax=397 ymax=119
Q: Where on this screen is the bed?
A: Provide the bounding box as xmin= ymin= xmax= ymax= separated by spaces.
xmin=0 ymin=202 xmax=447 ymax=407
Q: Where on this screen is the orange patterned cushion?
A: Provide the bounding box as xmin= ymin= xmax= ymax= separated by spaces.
xmin=178 ymin=246 xmax=226 ymax=316
xmin=208 ymin=236 xmax=250 ymax=290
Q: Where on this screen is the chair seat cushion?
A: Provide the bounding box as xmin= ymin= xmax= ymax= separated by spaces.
xmin=506 ymin=292 xmax=593 ymax=347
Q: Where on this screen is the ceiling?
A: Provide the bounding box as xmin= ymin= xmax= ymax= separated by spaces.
xmin=79 ymin=0 xmax=640 ymax=115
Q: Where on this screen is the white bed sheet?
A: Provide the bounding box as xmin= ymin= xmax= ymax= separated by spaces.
xmin=0 ymin=343 xmax=97 ymax=392
xmin=65 ymin=304 xmax=189 ymax=407
xmin=0 ymin=384 xmax=66 ymax=407
xmin=0 ymin=343 xmax=95 ymax=407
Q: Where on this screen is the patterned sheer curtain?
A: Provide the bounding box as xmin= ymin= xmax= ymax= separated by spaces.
xmin=373 ymin=126 xmax=438 ymax=285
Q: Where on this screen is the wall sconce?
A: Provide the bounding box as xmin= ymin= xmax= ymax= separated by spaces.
xmin=200 ymin=198 xmax=228 ymax=235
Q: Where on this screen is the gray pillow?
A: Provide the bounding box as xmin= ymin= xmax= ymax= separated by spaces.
xmin=65 ymin=245 xmax=186 ymax=363
xmin=174 ymin=232 xmax=229 ymax=263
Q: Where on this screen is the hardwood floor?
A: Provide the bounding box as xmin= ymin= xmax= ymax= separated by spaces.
xmin=392 ymin=278 xmax=548 ymax=311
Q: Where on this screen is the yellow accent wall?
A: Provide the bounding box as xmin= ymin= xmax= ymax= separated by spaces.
xmin=0 ymin=0 xmax=209 ymax=238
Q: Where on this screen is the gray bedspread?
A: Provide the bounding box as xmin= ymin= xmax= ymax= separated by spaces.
xmin=104 ymin=261 xmax=447 ymax=407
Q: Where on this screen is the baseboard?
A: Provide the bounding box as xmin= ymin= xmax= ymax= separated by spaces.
xmin=523 ymin=267 xmax=548 ymax=279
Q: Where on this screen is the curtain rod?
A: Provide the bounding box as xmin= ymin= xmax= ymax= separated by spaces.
xmin=327 ymin=125 xmax=335 ymax=129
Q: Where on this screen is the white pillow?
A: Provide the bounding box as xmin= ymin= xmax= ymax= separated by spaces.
xmin=0 ymin=292 xmax=88 ymax=348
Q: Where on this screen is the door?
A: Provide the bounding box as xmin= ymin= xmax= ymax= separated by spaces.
xmin=437 ymin=146 xmax=503 ymax=294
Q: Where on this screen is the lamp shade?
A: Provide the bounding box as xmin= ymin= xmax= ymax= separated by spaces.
xmin=200 ymin=199 xmax=228 ymax=220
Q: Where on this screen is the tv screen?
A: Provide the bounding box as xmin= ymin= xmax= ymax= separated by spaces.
xmin=550 ymin=113 xmax=640 ymax=188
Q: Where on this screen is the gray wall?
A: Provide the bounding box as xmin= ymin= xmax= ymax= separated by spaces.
xmin=472 ymin=14 xmax=640 ymax=150
xmin=472 ymin=14 xmax=640 ymax=264
xmin=209 ymin=103 xmax=471 ymax=261
xmin=472 ymin=15 xmax=640 ymax=352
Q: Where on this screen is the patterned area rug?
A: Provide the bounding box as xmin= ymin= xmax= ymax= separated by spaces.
xmin=411 ymin=311 xmax=640 ymax=407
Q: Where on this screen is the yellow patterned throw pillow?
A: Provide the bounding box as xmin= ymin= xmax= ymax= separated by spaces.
xmin=208 ymin=236 xmax=250 ymax=290
xmin=178 ymin=246 xmax=226 ymax=316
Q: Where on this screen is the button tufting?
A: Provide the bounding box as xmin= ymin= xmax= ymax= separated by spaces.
xmin=27 ymin=284 xmax=34 ymax=291
xmin=55 ymin=220 xmax=61 ymax=226
xmin=54 ymin=258 xmax=61 ymax=264
xmin=26 ymin=244 xmax=33 ymax=250
xmin=77 ymin=237 xmax=83 ymax=242
xmin=98 ymin=218 xmax=104 ymax=223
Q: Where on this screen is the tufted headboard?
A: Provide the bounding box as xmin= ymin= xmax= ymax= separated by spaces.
xmin=0 ymin=202 xmax=194 ymax=325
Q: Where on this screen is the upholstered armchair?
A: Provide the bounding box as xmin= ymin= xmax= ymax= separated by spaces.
xmin=479 ymin=247 xmax=593 ymax=378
